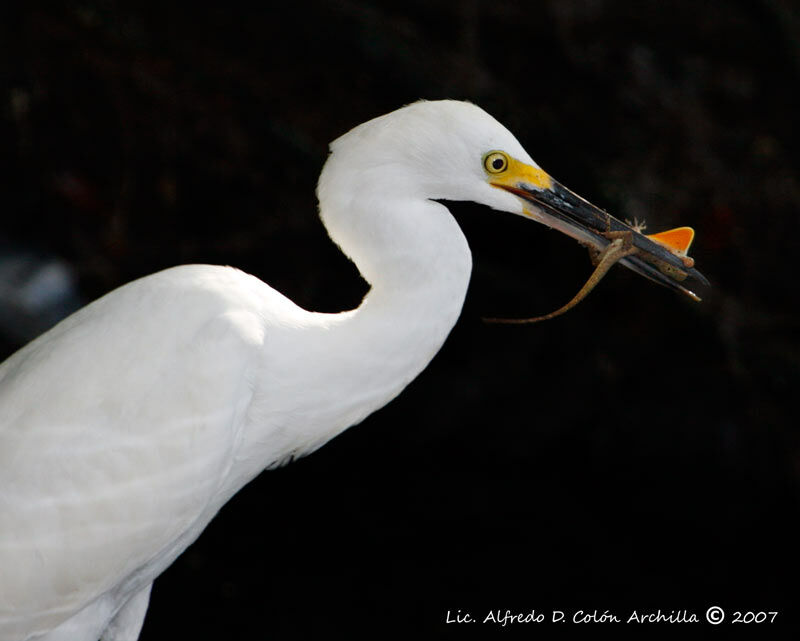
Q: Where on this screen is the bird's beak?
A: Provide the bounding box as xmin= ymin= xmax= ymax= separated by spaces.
xmin=490 ymin=162 xmax=708 ymax=301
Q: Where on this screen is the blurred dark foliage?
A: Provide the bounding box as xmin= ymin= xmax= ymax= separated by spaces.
xmin=1 ymin=1 xmax=799 ymax=639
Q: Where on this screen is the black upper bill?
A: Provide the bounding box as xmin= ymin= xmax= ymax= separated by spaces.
xmin=510 ymin=180 xmax=709 ymax=299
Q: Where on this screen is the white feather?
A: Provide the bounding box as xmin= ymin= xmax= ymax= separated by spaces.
xmin=0 ymin=100 xmax=537 ymax=640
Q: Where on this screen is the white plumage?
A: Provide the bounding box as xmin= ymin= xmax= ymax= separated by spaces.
xmin=0 ymin=100 xmax=701 ymax=640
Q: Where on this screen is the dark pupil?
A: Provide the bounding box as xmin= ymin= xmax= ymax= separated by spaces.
xmin=492 ymin=157 xmax=504 ymax=170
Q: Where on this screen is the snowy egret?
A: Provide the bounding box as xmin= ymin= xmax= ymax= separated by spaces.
xmin=0 ymin=100 xmax=705 ymax=641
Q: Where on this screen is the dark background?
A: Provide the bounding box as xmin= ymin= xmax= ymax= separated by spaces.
xmin=1 ymin=1 xmax=798 ymax=639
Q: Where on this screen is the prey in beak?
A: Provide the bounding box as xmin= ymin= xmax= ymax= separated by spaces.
xmin=483 ymin=151 xmax=708 ymax=323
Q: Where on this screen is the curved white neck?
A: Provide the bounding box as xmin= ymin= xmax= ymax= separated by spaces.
xmin=312 ymin=196 xmax=473 ymax=441
xmin=237 ymin=197 xmax=472 ymax=478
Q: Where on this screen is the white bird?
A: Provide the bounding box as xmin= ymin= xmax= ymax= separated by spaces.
xmin=0 ymin=100 xmax=704 ymax=641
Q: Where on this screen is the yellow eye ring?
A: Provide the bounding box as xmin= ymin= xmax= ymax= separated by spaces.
xmin=484 ymin=151 xmax=509 ymax=174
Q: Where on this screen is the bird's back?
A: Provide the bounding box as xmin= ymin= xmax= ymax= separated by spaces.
xmin=0 ymin=264 xmax=296 ymax=639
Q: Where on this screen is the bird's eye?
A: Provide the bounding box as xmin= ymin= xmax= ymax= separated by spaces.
xmin=484 ymin=151 xmax=509 ymax=174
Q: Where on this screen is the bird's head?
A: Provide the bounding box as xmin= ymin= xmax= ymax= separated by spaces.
xmin=318 ymin=99 xmax=706 ymax=302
